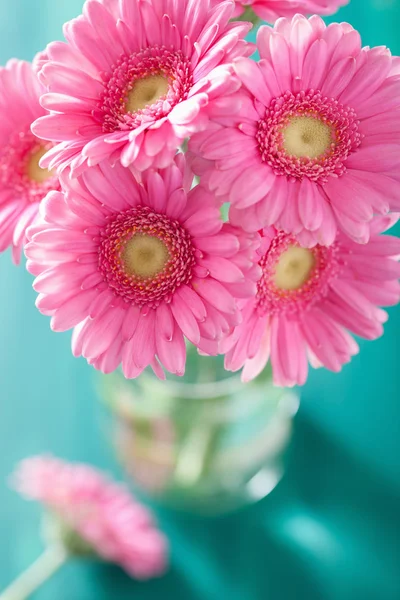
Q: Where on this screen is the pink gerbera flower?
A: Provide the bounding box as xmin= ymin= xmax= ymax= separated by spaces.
xmin=0 ymin=59 xmax=60 ymax=263
xmin=223 ymin=215 xmax=400 ymax=387
xmin=13 ymin=455 xmax=167 ymax=578
xmin=25 ymin=155 xmax=260 ymax=378
xmin=31 ymin=0 xmax=253 ymax=176
xmin=190 ymin=16 xmax=400 ymax=246
xmin=233 ymin=0 xmax=347 ymax=22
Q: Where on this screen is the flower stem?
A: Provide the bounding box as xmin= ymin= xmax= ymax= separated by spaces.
xmin=236 ymin=6 xmax=261 ymax=28
xmin=0 ymin=546 xmax=68 ymax=600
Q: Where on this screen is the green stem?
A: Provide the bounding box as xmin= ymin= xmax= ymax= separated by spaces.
xmin=0 ymin=546 xmax=68 ymax=600
xmin=174 ymin=421 xmax=214 ymax=487
xmin=236 ymin=6 xmax=261 ymax=28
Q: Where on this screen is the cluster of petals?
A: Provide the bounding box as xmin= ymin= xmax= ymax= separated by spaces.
xmin=0 ymin=59 xmax=60 ymax=263
xmin=13 ymin=455 xmax=168 ymax=579
xmin=0 ymin=1 xmax=397 ymax=388
xmin=25 ymin=154 xmax=260 ymax=379
xmin=232 ymin=0 xmax=348 ymax=21
xmin=223 ymin=215 xmax=400 ymax=387
xmin=31 ymin=0 xmax=253 ymax=176
xmin=190 ymin=15 xmax=400 ymax=246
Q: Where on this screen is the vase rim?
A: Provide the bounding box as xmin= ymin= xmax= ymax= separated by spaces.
xmin=138 ymin=371 xmax=289 ymax=402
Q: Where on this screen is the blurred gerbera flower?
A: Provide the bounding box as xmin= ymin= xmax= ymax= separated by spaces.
xmin=190 ymin=16 xmax=400 ymax=245
xmin=233 ymin=0 xmax=347 ymax=21
xmin=25 ymin=155 xmax=260 ymax=378
xmin=31 ymin=0 xmax=253 ymax=176
xmin=0 ymin=59 xmax=60 ymax=263
xmin=13 ymin=455 xmax=167 ymax=578
xmin=223 ymin=215 xmax=400 ymax=387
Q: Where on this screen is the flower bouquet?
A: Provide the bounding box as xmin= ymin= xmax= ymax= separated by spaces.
xmin=1 ymin=0 xmax=400 ymax=596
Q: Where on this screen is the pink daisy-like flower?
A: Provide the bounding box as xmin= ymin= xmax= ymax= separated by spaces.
xmin=233 ymin=0 xmax=347 ymax=22
xmin=13 ymin=455 xmax=168 ymax=578
xmin=0 ymin=59 xmax=60 ymax=263
xmin=25 ymin=155 xmax=260 ymax=378
xmin=31 ymin=0 xmax=253 ymax=176
xmin=190 ymin=16 xmax=400 ymax=246
xmin=223 ymin=215 xmax=400 ymax=387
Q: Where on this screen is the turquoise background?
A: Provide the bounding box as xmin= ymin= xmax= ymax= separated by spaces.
xmin=0 ymin=1 xmax=399 ymax=598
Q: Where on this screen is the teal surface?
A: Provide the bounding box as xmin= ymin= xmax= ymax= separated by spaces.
xmin=0 ymin=1 xmax=399 ymax=598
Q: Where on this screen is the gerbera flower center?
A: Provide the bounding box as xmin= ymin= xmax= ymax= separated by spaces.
xmin=126 ymin=75 xmax=169 ymax=114
xmin=282 ymin=116 xmax=335 ymax=160
xmin=257 ymin=90 xmax=362 ymax=184
xmin=256 ymin=232 xmax=340 ymax=316
xmin=273 ymin=246 xmax=316 ymax=290
xmin=99 ymin=206 xmax=195 ymax=308
xmin=26 ymin=146 xmax=54 ymax=183
xmin=122 ymin=234 xmax=170 ymax=278
xmin=101 ymin=47 xmax=193 ymax=133
xmin=0 ymin=130 xmax=59 ymax=203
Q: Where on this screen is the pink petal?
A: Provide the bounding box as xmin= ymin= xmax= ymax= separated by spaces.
xmin=241 ymin=328 xmax=271 ymax=383
xmin=195 ymin=233 xmax=240 ymax=257
xmin=346 ymin=144 xmax=400 ymax=173
xmin=233 ymin=58 xmax=272 ymax=105
xmin=192 ymin=277 xmax=236 ymax=314
xmin=170 ymin=294 xmax=201 ymax=345
xmin=51 ymin=289 xmax=98 ymax=331
xmin=156 ymin=324 xmax=186 ymax=376
xmin=175 ymin=285 xmax=207 ymax=321
xmin=82 ymin=307 xmax=125 ymax=359
xmin=200 ymin=256 xmax=244 ymax=283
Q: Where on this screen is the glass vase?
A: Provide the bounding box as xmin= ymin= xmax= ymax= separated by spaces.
xmin=100 ymin=348 xmax=299 ymax=515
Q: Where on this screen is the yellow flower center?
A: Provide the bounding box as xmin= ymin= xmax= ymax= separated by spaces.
xmin=282 ymin=116 xmax=334 ymax=159
xmin=26 ymin=146 xmax=54 ymax=183
xmin=274 ymin=246 xmax=316 ymax=291
xmin=126 ymin=75 xmax=169 ymax=113
xmin=122 ymin=234 xmax=170 ymax=279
